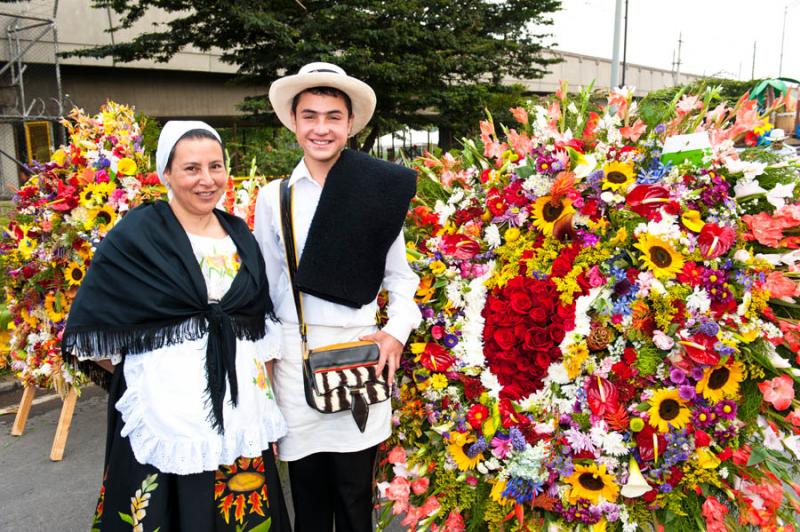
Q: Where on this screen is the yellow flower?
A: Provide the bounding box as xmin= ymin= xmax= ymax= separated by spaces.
xmin=44 ymin=292 xmax=68 ymax=323
xmin=431 ymin=374 xmax=448 ymax=390
xmin=504 ymin=227 xmax=521 ymax=242
xmin=64 ymin=261 xmax=86 ymax=287
xmin=681 ymin=210 xmax=705 ymax=232
xmin=429 ymin=260 xmax=447 ymax=276
xmin=18 ymin=237 xmax=37 ymax=259
xmin=565 ymin=463 xmax=619 ymax=504
xmin=634 ymin=234 xmax=685 ymax=279
xmin=79 ymin=182 xmax=116 ymax=209
xmin=448 ymin=432 xmax=482 ymax=471
xmin=696 ymin=361 xmax=744 ymax=403
xmin=117 ymin=157 xmax=137 ymax=176
xmin=531 ymin=195 xmax=574 ymax=234
xmin=86 ymin=205 xmax=117 ymax=233
xmin=591 ymin=520 xmax=608 ymax=532
xmin=602 ymin=161 xmax=636 ymax=192
xmin=696 ymin=447 xmax=721 ymax=469
xmin=77 ymin=241 xmax=94 ymax=261
xmin=648 ymin=388 xmax=691 ymax=433
xmin=410 ymin=342 xmax=426 ymax=355
xmin=490 ymin=479 xmax=510 ymax=504
xmin=52 ymin=149 xmax=67 ymax=166
xmin=564 ymin=341 xmax=589 ymax=379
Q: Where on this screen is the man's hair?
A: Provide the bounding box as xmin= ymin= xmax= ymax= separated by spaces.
xmin=291 ymin=86 xmax=353 ymax=117
xmin=165 ymin=129 xmax=225 ymax=172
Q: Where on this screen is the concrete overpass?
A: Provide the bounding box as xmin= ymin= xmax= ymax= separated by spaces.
xmin=0 ymin=0 xmax=705 ymax=196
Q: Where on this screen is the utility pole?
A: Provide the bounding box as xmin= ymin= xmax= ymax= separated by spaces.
xmin=674 ymin=33 xmax=682 ymax=85
xmin=621 ymin=0 xmax=629 ymax=86
xmin=779 ymin=3 xmax=788 ymax=76
xmin=610 ymin=0 xmax=623 ymax=88
xmin=752 ymin=41 xmax=757 ymax=79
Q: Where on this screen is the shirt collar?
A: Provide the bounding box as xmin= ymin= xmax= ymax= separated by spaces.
xmin=288 ymin=158 xmax=313 ymax=187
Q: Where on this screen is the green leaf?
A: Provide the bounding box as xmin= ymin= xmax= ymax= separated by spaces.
xmin=118 ymin=513 xmax=134 ymax=526
xmin=747 ymin=445 xmax=768 ymax=467
xmin=247 ymin=518 xmax=272 ymax=532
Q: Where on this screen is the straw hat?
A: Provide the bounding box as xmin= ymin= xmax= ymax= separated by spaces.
xmin=268 ymin=62 xmax=376 ymax=136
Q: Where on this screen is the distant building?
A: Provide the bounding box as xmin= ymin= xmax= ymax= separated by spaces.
xmin=0 ymin=1 xmax=704 ymax=197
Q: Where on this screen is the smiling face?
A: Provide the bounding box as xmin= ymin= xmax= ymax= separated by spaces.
xmin=291 ymin=91 xmax=353 ymax=169
xmin=163 ymin=137 xmax=226 ymax=219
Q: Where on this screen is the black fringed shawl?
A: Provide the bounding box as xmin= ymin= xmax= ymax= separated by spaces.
xmin=62 ymin=200 xmax=275 ymax=433
xmin=295 ymin=149 xmax=417 ymax=308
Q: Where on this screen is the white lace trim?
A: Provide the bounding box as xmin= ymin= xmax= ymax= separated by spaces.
xmin=116 ymin=386 xmax=288 ymax=475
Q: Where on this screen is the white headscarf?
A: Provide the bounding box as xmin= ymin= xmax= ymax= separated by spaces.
xmin=155 ymin=121 xmax=222 ymax=186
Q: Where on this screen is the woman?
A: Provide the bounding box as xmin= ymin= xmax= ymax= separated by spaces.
xmin=62 ymin=121 xmax=290 ymax=531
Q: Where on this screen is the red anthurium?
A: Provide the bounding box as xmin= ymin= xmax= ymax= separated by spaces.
xmin=440 ymin=234 xmax=481 ymax=260
xmin=678 ymin=333 xmax=720 ymax=366
xmin=419 ymin=343 xmax=455 ymax=373
xmin=697 ymin=223 xmax=736 ymax=259
xmin=626 ymin=185 xmax=671 ymax=219
xmin=586 ymin=375 xmax=619 ymax=417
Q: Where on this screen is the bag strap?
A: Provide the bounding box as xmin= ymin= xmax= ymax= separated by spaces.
xmin=279 ymin=178 xmax=309 ymax=357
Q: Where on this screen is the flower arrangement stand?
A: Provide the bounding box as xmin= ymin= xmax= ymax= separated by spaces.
xmin=9 ymin=384 xmax=78 ymax=461
xmin=50 ymin=388 xmax=77 ymax=461
xmin=10 ymin=384 xmax=35 ymax=436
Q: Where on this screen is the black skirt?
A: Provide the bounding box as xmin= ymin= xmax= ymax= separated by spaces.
xmin=90 ymin=362 xmax=291 ymax=532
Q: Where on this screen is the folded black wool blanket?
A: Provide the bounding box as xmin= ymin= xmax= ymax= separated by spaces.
xmin=295 ymin=149 xmax=417 ymax=308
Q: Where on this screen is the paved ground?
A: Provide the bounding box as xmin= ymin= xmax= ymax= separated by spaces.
xmin=0 ymin=379 xmax=402 ymax=531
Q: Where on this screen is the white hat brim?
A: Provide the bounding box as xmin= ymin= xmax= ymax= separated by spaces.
xmin=269 ymin=72 xmax=376 ymax=136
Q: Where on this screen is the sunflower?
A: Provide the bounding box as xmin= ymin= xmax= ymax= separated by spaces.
xmin=602 ymin=161 xmax=636 ymax=192
xmin=44 ymin=292 xmax=68 ymax=323
xmin=447 ymin=431 xmax=483 ymax=471
xmin=648 ymin=388 xmax=691 ymax=433
xmin=64 ymin=261 xmax=86 ymax=286
xmin=634 ymin=234 xmax=685 ymax=279
xmin=565 ymin=463 xmax=619 ymax=504
xmin=79 ymin=182 xmax=116 ymax=209
xmin=77 ymin=241 xmax=94 ymax=261
xmin=696 ymin=360 xmax=744 ymax=403
xmin=531 ymin=195 xmax=575 ymax=234
xmin=86 ymin=205 xmax=118 ymax=233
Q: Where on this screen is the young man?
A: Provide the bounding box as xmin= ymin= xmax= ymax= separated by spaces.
xmin=254 ymin=62 xmax=421 ymax=531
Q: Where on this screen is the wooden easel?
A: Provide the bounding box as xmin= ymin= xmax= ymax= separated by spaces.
xmin=10 ymin=384 xmax=79 ymax=461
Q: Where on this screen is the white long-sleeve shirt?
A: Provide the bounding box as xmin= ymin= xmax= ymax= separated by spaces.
xmin=253 ymin=159 xmax=422 ymax=343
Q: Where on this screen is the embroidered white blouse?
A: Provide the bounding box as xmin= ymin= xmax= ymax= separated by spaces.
xmin=83 ymin=233 xmax=287 ymax=475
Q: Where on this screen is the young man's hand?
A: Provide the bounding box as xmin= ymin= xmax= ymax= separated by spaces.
xmin=359 ymin=330 xmax=404 ymax=385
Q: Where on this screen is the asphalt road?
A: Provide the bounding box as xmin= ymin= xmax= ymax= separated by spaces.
xmin=0 ymin=381 xmax=402 ymax=531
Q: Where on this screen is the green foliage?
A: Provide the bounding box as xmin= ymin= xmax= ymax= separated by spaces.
xmin=638 ymin=78 xmax=763 ymax=128
xmin=634 ymin=343 xmax=661 ymax=377
xmin=136 ymin=112 xmax=160 ymax=171
xmin=75 ymin=0 xmax=561 ymax=150
xmin=739 ymin=379 xmax=762 ymax=424
xmin=218 ymin=127 xmax=302 ymax=177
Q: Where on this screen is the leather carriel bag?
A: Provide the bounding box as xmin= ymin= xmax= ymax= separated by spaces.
xmin=279 ymin=179 xmax=390 ymax=432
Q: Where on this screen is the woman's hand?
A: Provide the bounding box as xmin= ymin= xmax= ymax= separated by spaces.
xmin=359 ymin=330 xmax=404 ymax=385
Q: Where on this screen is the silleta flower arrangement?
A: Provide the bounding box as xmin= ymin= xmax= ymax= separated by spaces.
xmin=377 ymin=84 xmax=800 ymax=531
xmin=0 ymin=103 xmax=165 ymax=391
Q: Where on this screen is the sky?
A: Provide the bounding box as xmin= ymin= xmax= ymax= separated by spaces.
xmin=537 ymin=0 xmax=800 ymax=81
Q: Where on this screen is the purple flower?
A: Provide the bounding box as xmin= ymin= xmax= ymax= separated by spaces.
xmin=690 ymin=367 xmax=705 ymax=381
xmin=655 ymin=124 xmax=666 ymax=134
xmin=715 ymin=400 xmax=737 ymax=420
xmin=693 ymin=406 xmax=717 ymax=428
xmin=509 ymin=427 xmax=527 ymax=451
xmin=443 ymin=334 xmax=459 ymax=348
xmin=678 ymin=385 xmax=697 ymax=401
xmin=670 ymin=368 xmax=687 ymax=385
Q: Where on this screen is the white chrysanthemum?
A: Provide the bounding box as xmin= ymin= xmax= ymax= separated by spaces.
xmin=484 ymin=224 xmax=501 ymax=249
xmin=546 ymin=362 xmax=570 ymax=385
xmin=480 ymin=370 xmax=503 ymax=400
xmin=686 ymin=287 xmax=711 ymax=315
xmin=454 ymin=269 xmax=492 ymax=368
xmin=447 ymin=187 xmax=465 ymax=206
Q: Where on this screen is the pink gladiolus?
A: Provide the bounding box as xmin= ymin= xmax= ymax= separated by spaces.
xmin=419 ymin=495 xmax=441 ymax=516
xmin=765 ymin=271 xmax=800 ymax=301
xmin=510 ymin=106 xmax=529 ymax=125
xmin=507 ymin=129 xmax=533 ymax=158
xmin=742 ymin=212 xmax=785 ymax=247
xmin=676 ymin=95 xmax=702 ymax=116
xmin=620 ymin=119 xmax=646 ymax=142
xmin=443 ymin=510 xmax=466 ymax=532
xmin=385 ymin=476 xmax=411 ymax=507
xmin=758 ymin=374 xmax=795 ymax=411
xmin=702 ymin=496 xmax=729 ymax=532
xmin=411 ymin=477 xmax=430 ymax=495
xmin=387 ymin=445 xmax=407 ymax=465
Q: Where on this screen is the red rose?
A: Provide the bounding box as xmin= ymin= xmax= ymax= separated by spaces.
xmin=548 ymin=323 xmax=566 ymax=343
xmin=493 ymin=328 xmax=516 ymax=351
xmin=528 ymin=306 xmax=548 ymax=325
xmin=509 ymin=291 xmax=533 ymax=314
